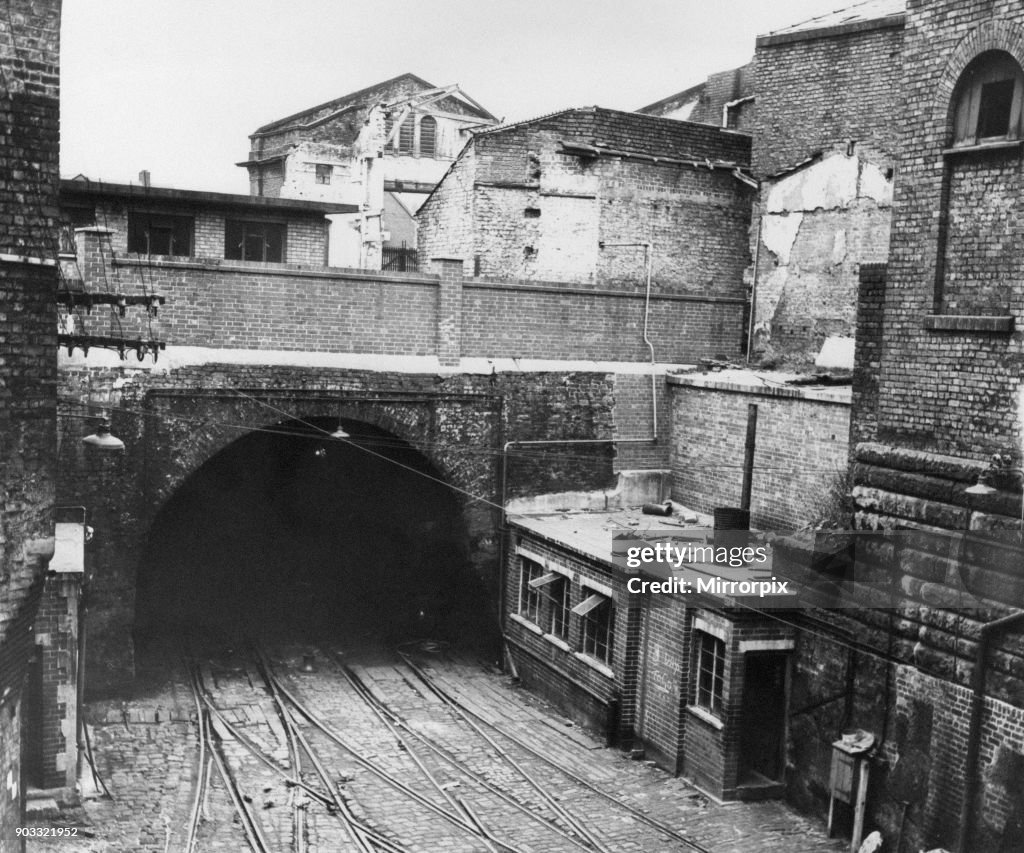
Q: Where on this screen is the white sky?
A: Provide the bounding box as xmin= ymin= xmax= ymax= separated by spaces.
xmin=60 ymin=0 xmax=850 ymax=194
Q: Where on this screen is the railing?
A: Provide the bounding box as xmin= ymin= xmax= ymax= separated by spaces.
xmin=382 ymin=245 xmax=418 ymax=272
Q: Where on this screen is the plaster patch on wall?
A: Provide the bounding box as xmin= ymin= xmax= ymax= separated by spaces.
xmin=761 ymin=212 xmax=803 ymax=265
xmin=831 ymin=229 xmax=848 ymax=266
xmin=859 ymin=161 xmax=893 ymax=206
xmin=766 ymin=153 xmax=859 ymax=214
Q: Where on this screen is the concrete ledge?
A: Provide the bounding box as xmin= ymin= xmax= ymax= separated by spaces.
xmin=923 ymin=314 xmax=1014 ymax=333
xmin=573 ymin=652 xmax=615 ymax=679
xmin=686 ymin=704 xmax=724 ymax=730
xmin=668 ymin=371 xmax=851 ymax=404
xmin=113 ymin=255 xmax=439 ymax=286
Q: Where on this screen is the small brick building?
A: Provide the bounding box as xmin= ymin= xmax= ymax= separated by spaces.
xmin=504 ymin=506 xmax=796 ymax=801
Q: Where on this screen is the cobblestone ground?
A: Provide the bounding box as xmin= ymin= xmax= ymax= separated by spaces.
xmin=27 ymin=635 xmax=844 ymax=853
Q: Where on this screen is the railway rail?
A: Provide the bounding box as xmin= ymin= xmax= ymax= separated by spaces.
xmin=170 ymin=636 xmax=718 ymax=852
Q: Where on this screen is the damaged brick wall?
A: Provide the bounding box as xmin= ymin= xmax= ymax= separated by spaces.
xmin=418 ymin=108 xmax=753 ymax=299
xmin=750 ymin=17 xmax=902 ymax=364
xmin=0 ymin=0 xmax=60 ymax=840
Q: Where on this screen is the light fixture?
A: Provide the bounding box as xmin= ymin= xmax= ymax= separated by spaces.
xmin=330 ymin=423 xmax=350 ymax=439
xmin=965 ymin=473 xmax=997 ymax=496
xmin=966 ymin=455 xmax=1024 ymax=496
xmin=81 ymin=418 xmax=125 ymax=452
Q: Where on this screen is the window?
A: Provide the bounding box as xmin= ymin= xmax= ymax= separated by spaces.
xmin=225 ymin=219 xmax=286 ymax=263
xmin=127 ymin=212 xmax=193 ymax=257
xmin=547 ymin=576 xmax=570 ymax=641
xmin=315 ymin=164 xmax=332 ymax=185
xmin=519 ymin=559 xmax=544 ymax=624
xmin=952 ymin=51 xmax=1024 ymax=147
xmin=695 ymin=631 xmax=726 ymax=717
xmin=397 ymin=117 xmax=415 ymax=154
xmin=574 ymin=592 xmax=613 ymax=665
xmin=419 ymin=115 xmax=437 ymax=157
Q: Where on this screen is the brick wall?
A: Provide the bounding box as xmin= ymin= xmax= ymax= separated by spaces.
xmin=33 ymin=575 xmax=79 ymax=790
xmin=750 ymin=18 xmax=901 ymax=364
xmin=858 ymin=2 xmax=1024 ymax=458
xmin=612 ymin=374 xmax=670 ymax=470
xmin=72 ymin=199 xmax=328 ymax=267
xmin=503 ymin=534 xmax=625 ymax=738
xmin=752 ymin=20 xmax=904 ymax=179
xmin=0 ymin=0 xmax=60 ymax=843
xmin=850 ymin=264 xmax=886 ymax=446
xmin=69 ymin=239 xmax=747 ymax=364
xmin=669 ymin=375 xmax=851 ymax=530
xmin=418 ymin=108 xmax=753 ymax=299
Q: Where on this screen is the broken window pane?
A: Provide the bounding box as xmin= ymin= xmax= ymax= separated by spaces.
xmin=128 ymin=213 xmax=193 ymax=257
xmin=225 ymin=219 xmax=287 ymax=262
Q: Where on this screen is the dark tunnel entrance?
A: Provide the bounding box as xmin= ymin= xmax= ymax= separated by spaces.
xmin=135 ymin=418 xmax=492 ymax=649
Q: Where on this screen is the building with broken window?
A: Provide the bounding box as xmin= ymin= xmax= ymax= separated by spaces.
xmin=238 ymin=73 xmax=498 ymax=270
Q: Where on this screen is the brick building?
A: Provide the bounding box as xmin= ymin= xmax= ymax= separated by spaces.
xmin=504 ymin=504 xmax=798 ymax=802
xmin=0 ymin=0 xmax=61 ymax=847
xmin=749 ymin=0 xmax=904 ymax=365
xmin=417 ymin=106 xmax=755 ymax=304
xmin=839 ymin=1 xmax=1024 ymax=849
xmin=637 ymin=61 xmax=756 ymax=132
xmin=239 ymin=73 xmax=497 ymax=269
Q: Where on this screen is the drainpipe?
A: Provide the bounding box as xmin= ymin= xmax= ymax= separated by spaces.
xmin=958 ymin=608 xmax=1024 ymax=852
xmin=747 ymin=217 xmax=762 ymax=362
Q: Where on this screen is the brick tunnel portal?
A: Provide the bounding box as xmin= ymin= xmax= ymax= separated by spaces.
xmin=134 ymin=417 xmax=491 ymax=647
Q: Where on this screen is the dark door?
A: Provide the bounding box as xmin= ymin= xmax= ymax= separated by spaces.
xmin=20 ymin=646 xmax=44 ymax=790
xmin=739 ymin=652 xmax=787 ymax=782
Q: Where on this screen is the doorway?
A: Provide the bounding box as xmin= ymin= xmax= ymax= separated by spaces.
xmin=739 ymin=651 xmax=788 ymax=784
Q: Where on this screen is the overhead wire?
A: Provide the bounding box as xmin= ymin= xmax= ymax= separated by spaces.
xmin=57 ymin=394 xmax=855 ymax=473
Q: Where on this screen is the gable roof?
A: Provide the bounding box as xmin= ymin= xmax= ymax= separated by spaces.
xmin=419 ymin=106 xmax=753 ymax=215
xmin=253 ymin=72 xmax=496 ymax=136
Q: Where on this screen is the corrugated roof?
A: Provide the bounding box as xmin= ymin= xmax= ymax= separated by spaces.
xmin=765 ymin=0 xmax=905 ymax=37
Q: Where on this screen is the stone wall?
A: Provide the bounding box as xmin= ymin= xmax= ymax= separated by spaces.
xmin=58 ymin=363 xmax=623 ymax=695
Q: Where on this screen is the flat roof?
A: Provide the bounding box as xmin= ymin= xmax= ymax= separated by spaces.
xmin=508 ymin=505 xmax=713 ymax=567
xmin=60 ymin=178 xmax=358 ymax=216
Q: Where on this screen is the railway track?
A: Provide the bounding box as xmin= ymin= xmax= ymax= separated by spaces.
xmin=172 ymin=636 xmax=716 ymax=852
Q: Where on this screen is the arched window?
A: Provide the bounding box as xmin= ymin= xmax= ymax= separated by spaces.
xmin=951 ymin=51 xmax=1024 ymax=146
xmin=419 ymin=115 xmax=437 ymax=157
xmin=397 ymin=117 xmax=414 ymax=154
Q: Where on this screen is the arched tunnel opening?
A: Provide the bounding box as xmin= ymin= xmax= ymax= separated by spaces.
xmin=135 ymin=418 xmax=494 ymax=653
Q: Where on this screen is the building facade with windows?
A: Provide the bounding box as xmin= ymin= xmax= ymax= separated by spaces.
xmin=60 ymin=179 xmax=348 ymax=268
xmin=238 ymin=73 xmax=497 ymax=270
xmin=503 ymin=508 xmax=794 ymax=801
